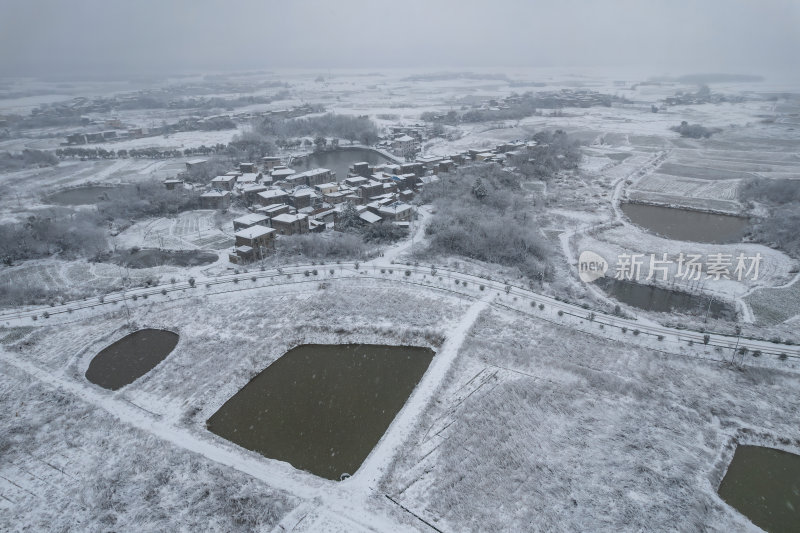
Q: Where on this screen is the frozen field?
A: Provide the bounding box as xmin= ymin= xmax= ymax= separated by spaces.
xmin=385 ymin=308 xmax=800 ymax=532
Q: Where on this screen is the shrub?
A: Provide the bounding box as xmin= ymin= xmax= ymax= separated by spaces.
xmin=633 ymin=329 xmax=640 ymax=336
xmin=538 ymin=303 xmax=544 ymax=310
xmin=703 ymin=334 xmax=710 ymax=345
xmin=557 ymin=310 xmax=564 ymax=317
xmin=405 ymin=270 xmax=411 ymax=277
xmin=161 ymin=288 xmax=167 ymax=295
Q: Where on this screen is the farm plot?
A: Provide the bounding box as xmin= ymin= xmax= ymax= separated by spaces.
xmin=116 ymin=210 xmax=234 ymax=251
xmin=383 ymin=309 xmax=800 ymax=533
xmin=0 ymin=259 xmax=184 ymax=309
xmin=627 ymin=173 xmax=741 ymax=213
xmin=656 ymin=162 xmax=757 ymax=181
xmin=0 ymin=364 xmax=298 ymax=531
xmin=745 ymin=277 xmax=800 ymax=326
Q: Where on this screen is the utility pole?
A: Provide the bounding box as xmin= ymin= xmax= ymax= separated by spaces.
xmin=704 ymin=295 xmax=714 ymax=323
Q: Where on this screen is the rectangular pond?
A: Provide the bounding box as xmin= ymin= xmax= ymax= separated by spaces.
xmin=620 ymin=203 xmax=749 ymax=244
xmin=595 ymin=277 xmax=736 ymax=320
xmin=206 ymin=344 xmax=434 ymax=481
xmin=718 ymin=445 xmax=800 ymax=532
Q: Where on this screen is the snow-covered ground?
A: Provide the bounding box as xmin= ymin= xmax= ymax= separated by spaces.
xmin=2 ymin=68 xmax=800 ymax=531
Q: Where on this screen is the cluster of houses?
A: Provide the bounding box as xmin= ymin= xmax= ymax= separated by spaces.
xmin=170 ymin=137 xmax=539 ymax=264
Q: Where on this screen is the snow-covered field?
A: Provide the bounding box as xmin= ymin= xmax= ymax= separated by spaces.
xmin=2 ymin=68 xmax=800 ymax=531
xmin=384 ymin=307 xmax=800 ymax=532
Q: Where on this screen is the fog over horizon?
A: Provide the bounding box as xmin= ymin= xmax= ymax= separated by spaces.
xmin=1 ymin=0 xmax=799 ymax=80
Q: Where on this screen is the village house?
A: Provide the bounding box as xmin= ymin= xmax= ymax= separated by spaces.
xmin=310 ymin=206 xmax=337 ymax=225
xmin=271 ymin=167 xmax=296 ymax=182
xmin=239 ymin=162 xmax=257 ymax=173
xmin=255 ymin=203 xmax=292 ymax=219
xmin=241 ymin=184 xmax=268 ymax=204
xmin=351 ymin=161 xmax=372 ymax=177
xmin=271 ymin=213 xmax=309 ymax=236
xmin=377 ymin=202 xmax=414 ymax=222
xmin=290 ymin=188 xmax=319 ymax=210
xmin=262 ymin=156 xmax=282 ymax=172
xmin=163 ymin=178 xmax=183 ymax=190
xmin=232 ymin=213 xmax=269 ymax=231
xmin=391 ymin=135 xmax=417 ymax=158
xmin=185 ymin=159 xmax=208 ymax=172
xmin=344 ymin=176 xmax=368 ymax=188
xmin=236 ymin=172 xmax=262 ymax=187
xmin=315 ymin=182 xmax=339 ymax=194
xmin=232 ymin=226 xmax=276 ymax=263
xmin=257 ymin=189 xmax=289 ymax=206
xmin=210 ymin=175 xmax=237 ymax=191
xmin=283 ymin=173 xmax=309 ymax=188
xmin=358 ymin=180 xmax=384 ymax=200
xmin=200 ymin=190 xmax=231 ymax=210
xmin=323 ymin=190 xmax=353 ymax=204
xmin=359 ymin=211 xmax=382 ymax=225
xmin=291 ymin=168 xmax=333 ymax=187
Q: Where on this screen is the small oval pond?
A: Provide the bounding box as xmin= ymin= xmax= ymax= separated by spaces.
xmin=291 ymin=148 xmax=393 ymax=181
xmin=85 ymin=329 xmax=179 ymax=390
xmin=620 ymin=203 xmax=748 ymax=244
xmin=207 ymin=344 xmax=435 ymax=481
xmin=718 ymin=445 xmax=800 ymax=532
xmin=595 ymin=277 xmax=736 ymax=320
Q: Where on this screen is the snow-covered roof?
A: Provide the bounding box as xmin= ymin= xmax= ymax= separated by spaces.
xmin=234 ymin=226 xmax=275 ymax=240
xmin=258 ymin=189 xmax=288 ymax=199
xmin=201 ymin=190 xmax=230 ymax=198
xmin=359 ymin=211 xmax=382 ymax=224
xmin=212 ymin=175 xmax=236 ymax=182
xmin=378 ymin=202 xmax=413 ymax=215
xmin=233 ymin=213 xmax=268 ymax=226
xmin=295 ymin=168 xmax=331 ymax=178
xmin=271 ymin=168 xmax=296 ymax=177
xmin=272 ymin=213 xmax=307 ymax=224
xmin=292 ymin=188 xmax=317 ymax=198
xmin=237 ymin=173 xmax=260 ymax=183
xmin=394 ymin=135 xmax=415 ymax=142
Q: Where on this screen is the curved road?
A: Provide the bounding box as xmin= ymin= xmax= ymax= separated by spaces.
xmin=2 ymin=262 xmax=797 ymax=364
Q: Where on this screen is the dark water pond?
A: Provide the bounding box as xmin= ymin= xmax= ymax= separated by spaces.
xmin=46 ymin=185 xmax=128 ymax=205
xmin=718 ymin=445 xmax=800 ymax=532
xmin=207 ymin=344 xmax=434 ymax=480
xmin=85 ymin=329 xmax=179 ymax=390
xmin=620 ymin=203 xmax=748 ymax=244
xmin=291 ymin=148 xmax=393 ymax=182
xmin=596 ymin=277 xmax=736 ymax=319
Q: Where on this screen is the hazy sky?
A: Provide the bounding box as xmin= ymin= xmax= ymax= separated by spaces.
xmin=1 ymin=0 xmax=798 ymax=78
